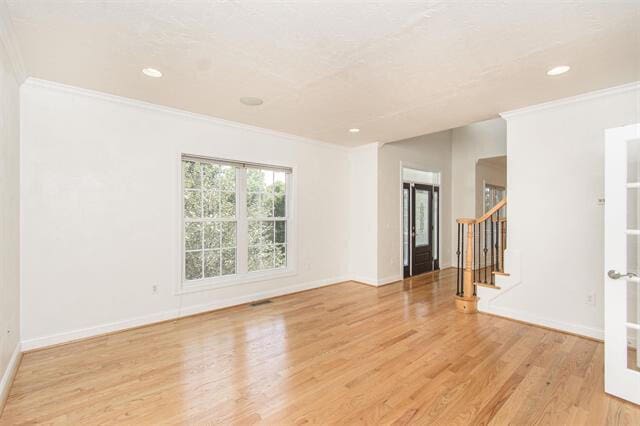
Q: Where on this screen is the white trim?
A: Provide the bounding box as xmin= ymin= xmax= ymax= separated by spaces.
xmin=182 ymin=153 xmax=293 ymax=174
xmin=177 ymin=269 xmax=298 ymax=295
xmin=350 ymin=275 xmax=379 ymax=286
xmin=377 ymin=275 xmax=403 ymax=286
xmin=399 ymin=161 xmax=444 ymax=280
xmin=0 ymin=1 xmax=26 ymax=84
xmin=21 ymin=276 xmax=349 ymax=351
xmin=485 ymin=305 xmax=604 ymax=341
xmin=176 ymin=156 xmax=297 ymax=294
xmin=22 ymin=78 xmax=348 ymax=152
xmin=627 ymin=322 xmax=640 ymax=331
xmin=351 ymin=274 xmax=403 ymax=287
xmin=500 ymin=81 xmax=640 ymax=119
xmin=0 ymin=343 xmax=21 ymax=413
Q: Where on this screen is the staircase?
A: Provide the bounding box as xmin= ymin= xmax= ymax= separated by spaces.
xmin=455 ymin=198 xmax=507 ymax=313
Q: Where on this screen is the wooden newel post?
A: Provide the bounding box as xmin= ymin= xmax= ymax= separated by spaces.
xmin=455 ymin=218 xmax=478 ymax=314
xmin=464 ymin=224 xmax=475 ymax=299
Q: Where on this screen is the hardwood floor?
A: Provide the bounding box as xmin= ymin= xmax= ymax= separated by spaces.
xmin=1 ymin=269 xmax=639 ymax=424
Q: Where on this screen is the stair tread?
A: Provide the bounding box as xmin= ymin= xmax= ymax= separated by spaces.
xmin=474 ymin=282 xmax=502 ymax=290
xmin=492 ymin=271 xmax=510 ymax=276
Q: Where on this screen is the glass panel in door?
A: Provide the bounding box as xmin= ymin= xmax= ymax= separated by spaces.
xmin=403 ymin=186 xmax=409 ymax=268
xmin=415 ymin=189 xmax=430 ymax=246
xmin=412 ymin=184 xmax=433 ymax=276
xmin=626 ymin=137 xmax=640 ymax=373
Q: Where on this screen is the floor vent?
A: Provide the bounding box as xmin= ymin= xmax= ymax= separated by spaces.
xmin=250 ymin=299 xmax=273 ymax=307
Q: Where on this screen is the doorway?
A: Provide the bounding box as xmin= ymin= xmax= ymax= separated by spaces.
xmin=403 ymin=176 xmax=440 ymax=278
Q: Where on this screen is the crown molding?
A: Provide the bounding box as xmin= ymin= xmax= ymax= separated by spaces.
xmin=23 ymin=77 xmax=351 ymax=152
xmin=0 ymin=1 xmax=26 ymax=84
xmin=500 ymin=81 xmax=640 ymax=119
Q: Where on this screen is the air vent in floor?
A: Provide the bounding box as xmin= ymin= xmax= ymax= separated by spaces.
xmin=250 ymin=299 xmax=273 ymax=307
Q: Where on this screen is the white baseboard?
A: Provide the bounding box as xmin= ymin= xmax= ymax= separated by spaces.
xmin=349 ymin=274 xmax=402 ymax=287
xmin=476 ymin=249 xmax=603 ymax=341
xmin=348 ymin=275 xmax=383 ymax=286
xmin=21 ymin=276 xmax=349 ymax=351
xmin=481 ymin=305 xmax=604 ymax=341
xmin=0 ymin=343 xmax=21 ymax=414
xmin=377 ymin=275 xmax=403 ymax=286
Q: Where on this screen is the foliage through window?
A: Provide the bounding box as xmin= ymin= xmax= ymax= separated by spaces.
xmin=247 ymin=169 xmax=287 ymax=272
xmin=181 ymin=156 xmax=291 ymax=288
xmin=183 ymin=160 xmax=237 ymax=281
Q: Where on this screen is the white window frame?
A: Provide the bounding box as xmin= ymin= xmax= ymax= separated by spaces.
xmin=176 ymin=154 xmax=297 ymax=295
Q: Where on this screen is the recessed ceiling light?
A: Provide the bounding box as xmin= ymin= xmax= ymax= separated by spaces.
xmin=349 ymin=128 xmax=360 ymax=133
xmin=142 ymin=67 xmax=162 ymax=78
xmin=240 ymin=97 xmax=264 ymax=106
xmin=547 ymin=65 xmax=570 ymax=76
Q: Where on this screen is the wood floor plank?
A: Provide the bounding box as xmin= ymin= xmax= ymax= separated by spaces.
xmin=1 ymin=269 xmax=638 ymax=425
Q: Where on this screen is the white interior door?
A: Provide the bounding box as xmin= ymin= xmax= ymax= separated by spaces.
xmin=605 ymin=123 xmax=640 ymax=405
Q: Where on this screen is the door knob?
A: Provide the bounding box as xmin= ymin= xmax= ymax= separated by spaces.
xmin=607 ymin=270 xmax=638 ymax=279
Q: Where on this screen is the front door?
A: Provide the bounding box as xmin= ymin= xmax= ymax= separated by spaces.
xmin=604 ymin=123 xmax=640 ymax=405
xmin=412 ymin=184 xmax=434 ymax=276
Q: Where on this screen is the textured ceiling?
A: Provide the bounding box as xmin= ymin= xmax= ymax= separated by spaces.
xmin=6 ymin=0 xmax=640 ymax=146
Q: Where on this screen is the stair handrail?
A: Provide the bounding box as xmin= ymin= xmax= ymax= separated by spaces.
xmin=457 ymin=198 xmax=507 ymax=225
xmin=455 ymin=197 xmax=507 ymax=314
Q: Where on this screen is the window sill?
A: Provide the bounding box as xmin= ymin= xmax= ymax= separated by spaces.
xmin=176 ymin=268 xmax=297 ymax=295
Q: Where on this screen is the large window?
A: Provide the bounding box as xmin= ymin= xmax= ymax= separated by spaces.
xmin=181 ymin=155 xmax=292 ymax=291
xmin=483 ymin=183 xmax=506 ymax=214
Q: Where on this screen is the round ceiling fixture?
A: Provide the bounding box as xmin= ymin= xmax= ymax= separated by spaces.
xmin=546 ymin=65 xmax=570 ymax=76
xmin=240 ymin=97 xmax=264 ymax=106
xmin=142 ymin=67 xmax=162 ymax=78
xmin=349 ymin=128 xmax=360 ymax=133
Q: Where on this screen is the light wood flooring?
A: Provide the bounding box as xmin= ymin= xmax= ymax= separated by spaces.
xmin=1 ymin=269 xmax=639 ymax=424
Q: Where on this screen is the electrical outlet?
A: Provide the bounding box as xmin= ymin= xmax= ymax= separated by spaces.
xmin=586 ymin=292 xmax=595 ymax=306
xmin=152 ymin=284 xmax=159 ymax=295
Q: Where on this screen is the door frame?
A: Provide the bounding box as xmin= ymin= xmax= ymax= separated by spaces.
xmin=604 ymin=123 xmax=640 ymax=405
xmin=433 ymin=185 xmax=440 ymax=271
xmin=400 ymin=163 xmax=442 ymax=279
xmin=403 ymin=182 xmax=411 ymax=278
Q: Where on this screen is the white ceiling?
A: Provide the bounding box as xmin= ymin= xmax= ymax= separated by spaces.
xmin=6 ymin=1 xmax=640 ymax=147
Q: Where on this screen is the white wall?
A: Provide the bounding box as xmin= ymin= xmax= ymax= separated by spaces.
xmin=0 ymin=10 xmax=22 ymax=407
xmin=18 ymin=74 xmax=636 ymax=354
xmin=20 ymin=79 xmax=351 ymax=349
xmin=378 ymin=131 xmax=453 ymax=282
xmin=451 ymin=118 xmax=506 ymax=265
xmin=482 ymin=83 xmax=640 ymax=339
xmin=348 ymin=143 xmax=379 ymax=284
